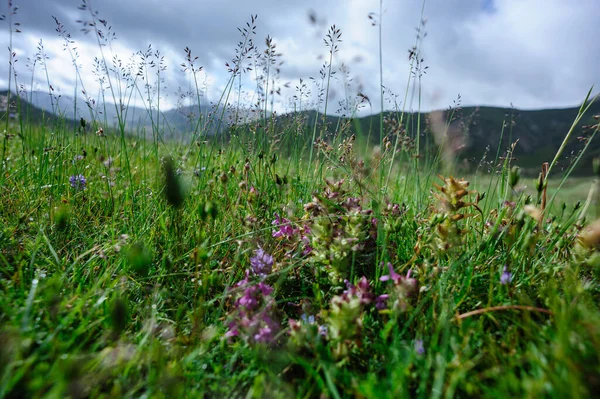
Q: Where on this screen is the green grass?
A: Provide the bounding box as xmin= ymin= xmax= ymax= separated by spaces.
xmin=1 ymin=2 xmax=600 ymax=398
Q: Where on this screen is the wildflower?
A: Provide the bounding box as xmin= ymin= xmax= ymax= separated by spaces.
xmin=272 ymin=213 xmax=298 ymax=239
xmin=327 ymin=277 xmax=374 ymax=341
xmin=379 ymin=262 xmax=416 ymax=286
xmin=225 ymin=275 xmax=280 ymax=345
xmin=194 ymin=166 xmax=207 ymax=177
xmin=375 ymin=294 xmax=389 ymax=310
xmin=414 ymin=339 xmax=425 ymax=355
xmin=379 ymin=263 xmax=418 ymax=312
xmin=69 ymin=174 xmax=87 ymax=190
xmin=250 ymin=247 xmax=274 ymax=278
xmin=300 ymin=314 xmax=315 ymax=324
xmin=301 ymin=226 xmax=313 ymax=255
xmin=322 ymin=276 xmax=375 ymax=358
xmin=500 ymin=265 xmax=512 ymax=285
xmin=288 ymin=313 xmax=328 ymax=345
xmin=318 ymin=325 xmax=328 ymax=337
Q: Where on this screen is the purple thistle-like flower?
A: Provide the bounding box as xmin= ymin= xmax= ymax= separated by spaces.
xmin=500 ymin=265 xmax=512 ymax=285
xmin=69 ymin=174 xmax=87 ymax=190
xmin=250 ymin=247 xmax=274 ymax=278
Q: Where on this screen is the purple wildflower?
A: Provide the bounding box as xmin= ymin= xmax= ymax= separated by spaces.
xmin=379 ymin=263 xmax=418 ymax=312
xmin=376 ymin=294 xmax=389 ymax=310
xmin=250 ymin=247 xmax=274 ymax=278
xmin=272 ymin=213 xmax=298 ymax=239
xmin=226 ymin=277 xmax=279 ymax=345
xmin=379 ymin=262 xmax=402 ymax=283
xmin=69 ymin=174 xmax=87 ymax=190
xmin=380 ymin=263 xmax=416 ymax=288
xmin=301 ymin=226 xmax=313 ymax=255
xmin=253 ymin=314 xmax=279 ymax=343
xmin=500 ymin=265 xmax=512 ymax=285
xmin=414 ymin=339 xmax=425 ymax=355
xmin=342 ymin=276 xmax=375 ymax=305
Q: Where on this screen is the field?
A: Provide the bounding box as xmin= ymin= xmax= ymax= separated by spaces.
xmin=2 ymin=2 xmax=600 ymax=398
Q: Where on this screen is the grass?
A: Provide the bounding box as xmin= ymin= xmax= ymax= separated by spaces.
xmin=1 ymin=1 xmax=600 ymax=398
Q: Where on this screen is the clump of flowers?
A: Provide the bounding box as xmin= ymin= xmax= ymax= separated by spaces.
xmin=272 ymin=213 xmax=298 ymax=239
xmin=288 ymin=312 xmax=328 ymax=348
xmin=377 ymin=263 xmax=418 ymax=312
xmin=271 ymin=213 xmax=312 ymax=256
xmin=250 ymin=247 xmax=274 ymax=278
xmin=429 ymin=175 xmax=481 ymax=253
xmin=381 ymin=202 xmax=407 ymax=233
xmin=69 ymin=174 xmax=87 ymax=191
xmin=225 ymin=272 xmax=280 ymax=345
xmin=321 ymin=276 xmax=375 ymax=358
xmin=304 ymin=179 xmax=377 ymax=282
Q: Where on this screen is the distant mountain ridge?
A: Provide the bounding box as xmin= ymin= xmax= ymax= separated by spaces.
xmin=0 ymin=90 xmax=258 ymax=139
xmin=2 ymin=89 xmax=599 ymax=174
xmin=271 ymin=100 xmax=600 ymax=175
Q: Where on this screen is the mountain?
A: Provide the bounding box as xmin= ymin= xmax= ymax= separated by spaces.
xmin=0 ymin=90 xmax=244 ymax=139
xmin=269 ymin=101 xmax=600 ymax=176
xmin=3 ymin=89 xmax=599 ymax=175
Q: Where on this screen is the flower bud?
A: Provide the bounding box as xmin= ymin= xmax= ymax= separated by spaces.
xmin=509 ymin=166 xmax=520 ymax=188
xmin=593 ymin=157 xmax=600 ymax=177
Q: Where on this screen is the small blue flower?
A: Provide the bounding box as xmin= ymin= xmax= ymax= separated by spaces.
xmin=300 ymin=314 xmax=315 ymax=324
xmin=318 ymin=325 xmax=328 ymax=337
xmin=500 ymin=265 xmax=512 ymax=285
xmin=69 ymin=174 xmax=86 ymax=191
xmin=414 ymin=339 xmax=425 ymax=355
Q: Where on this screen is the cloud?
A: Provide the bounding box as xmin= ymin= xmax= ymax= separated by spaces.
xmin=0 ymin=0 xmax=598 ymax=115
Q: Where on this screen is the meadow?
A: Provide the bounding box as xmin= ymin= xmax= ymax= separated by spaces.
xmin=1 ymin=2 xmax=600 ymax=398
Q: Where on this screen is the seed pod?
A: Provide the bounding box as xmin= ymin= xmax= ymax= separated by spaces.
xmin=109 ymin=297 xmax=129 ymax=338
xmin=219 ymin=173 xmax=228 ymax=184
xmin=593 ymin=157 xmax=600 ymax=177
xmin=536 ymin=172 xmax=546 ymax=193
xmin=163 ymin=157 xmax=185 ymax=208
xmin=509 ymin=166 xmax=520 ymax=188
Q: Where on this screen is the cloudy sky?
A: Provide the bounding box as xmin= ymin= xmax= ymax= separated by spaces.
xmin=1 ymin=0 xmax=598 ymax=115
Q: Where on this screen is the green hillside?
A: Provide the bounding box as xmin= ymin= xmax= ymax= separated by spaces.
xmin=4 ymin=89 xmax=599 ymax=175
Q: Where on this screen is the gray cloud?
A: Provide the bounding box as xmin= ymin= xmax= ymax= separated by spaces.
xmin=1 ymin=0 xmax=598 ymax=114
